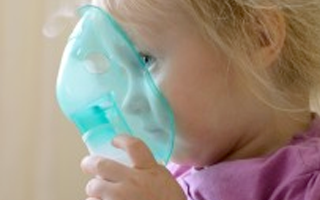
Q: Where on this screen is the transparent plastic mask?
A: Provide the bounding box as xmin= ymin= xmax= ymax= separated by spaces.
xmin=56 ymin=5 xmax=175 ymax=164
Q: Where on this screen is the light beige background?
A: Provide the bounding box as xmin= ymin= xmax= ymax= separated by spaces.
xmin=0 ymin=0 xmax=90 ymax=200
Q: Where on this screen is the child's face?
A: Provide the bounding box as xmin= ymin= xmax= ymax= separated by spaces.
xmin=110 ymin=5 xmax=268 ymax=167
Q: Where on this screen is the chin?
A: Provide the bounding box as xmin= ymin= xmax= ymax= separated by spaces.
xmin=169 ymin=154 xmax=211 ymax=168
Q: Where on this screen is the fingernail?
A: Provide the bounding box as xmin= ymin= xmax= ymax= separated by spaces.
xmin=81 ymin=156 xmax=94 ymax=173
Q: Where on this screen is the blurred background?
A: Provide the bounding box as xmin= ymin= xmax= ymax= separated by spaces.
xmin=0 ymin=0 xmax=90 ymax=199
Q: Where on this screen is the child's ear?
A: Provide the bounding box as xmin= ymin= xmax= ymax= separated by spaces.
xmin=254 ymin=10 xmax=286 ymax=68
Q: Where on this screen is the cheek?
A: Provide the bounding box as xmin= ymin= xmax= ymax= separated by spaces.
xmin=158 ymin=58 xmax=239 ymax=165
xmin=161 ymin=55 xmax=231 ymax=130
xmin=158 ymin=67 xmax=217 ymax=164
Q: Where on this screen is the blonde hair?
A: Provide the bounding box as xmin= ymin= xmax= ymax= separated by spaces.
xmin=96 ymin=0 xmax=320 ymax=115
xmin=181 ymin=1 xmax=320 ymax=115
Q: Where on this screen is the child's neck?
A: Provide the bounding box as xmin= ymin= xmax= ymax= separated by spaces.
xmin=224 ymin=110 xmax=312 ymax=162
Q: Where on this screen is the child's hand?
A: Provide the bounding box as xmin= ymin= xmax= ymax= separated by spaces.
xmin=81 ymin=135 xmax=186 ymax=200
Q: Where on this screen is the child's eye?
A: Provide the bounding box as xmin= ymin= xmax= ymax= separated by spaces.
xmin=140 ymin=53 xmax=156 ymax=68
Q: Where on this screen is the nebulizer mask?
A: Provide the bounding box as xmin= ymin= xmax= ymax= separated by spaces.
xmin=56 ymin=5 xmax=175 ymax=164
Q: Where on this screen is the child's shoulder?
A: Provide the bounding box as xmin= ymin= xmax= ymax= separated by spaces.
xmin=292 ymin=113 xmax=320 ymax=140
xmin=167 ymin=114 xmax=320 ymax=200
xmin=285 ymin=114 xmax=320 ymax=171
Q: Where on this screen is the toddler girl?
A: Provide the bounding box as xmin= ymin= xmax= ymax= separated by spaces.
xmin=80 ymin=0 xmax=320 ymax=199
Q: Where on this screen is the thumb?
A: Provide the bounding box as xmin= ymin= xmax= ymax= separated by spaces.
xmin=112 ymin=135 xmax=157 ymax=169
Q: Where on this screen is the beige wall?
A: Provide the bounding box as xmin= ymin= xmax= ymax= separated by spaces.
xmin=0 ymin=1 xmax=89 ymax=200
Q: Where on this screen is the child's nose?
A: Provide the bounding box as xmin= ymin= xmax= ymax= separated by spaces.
xmin=121 ymin=90 xmax=151 ymax=115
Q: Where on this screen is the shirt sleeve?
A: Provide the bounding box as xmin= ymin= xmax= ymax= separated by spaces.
xmin=271 ymin=170 xmax=320 ymax=200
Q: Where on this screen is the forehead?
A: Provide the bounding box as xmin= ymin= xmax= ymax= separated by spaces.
xmin=97 ymin=0 xmax=189 ymax=34
xmin=94 ymin=0 xmax=194 ymax=50
xmin=100 ymin=0 xmax=182 ymax=20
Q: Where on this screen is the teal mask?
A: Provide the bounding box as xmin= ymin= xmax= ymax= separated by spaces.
xmin=56 ymin=5 xmax=175 ymax=164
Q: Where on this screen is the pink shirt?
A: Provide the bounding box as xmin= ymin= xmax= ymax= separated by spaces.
xmin=168 ymin=116 xmax=320 ymax=200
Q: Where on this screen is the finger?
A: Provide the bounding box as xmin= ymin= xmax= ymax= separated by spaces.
xmin=86 ymin=178 xmax=111 ymax=199
xmin=86 ymin=178 xmax=122 ymax=200
xmin=81 ymin=155 xmax=131 ymax=182
xmin=86 ymin=198 xmax=101 ymax=200
xmin=112 ymin=135 xmax=157 ymax=169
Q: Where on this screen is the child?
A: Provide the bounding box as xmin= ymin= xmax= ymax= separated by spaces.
xmin=80 ymin=0 xmax=320 ymax=199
